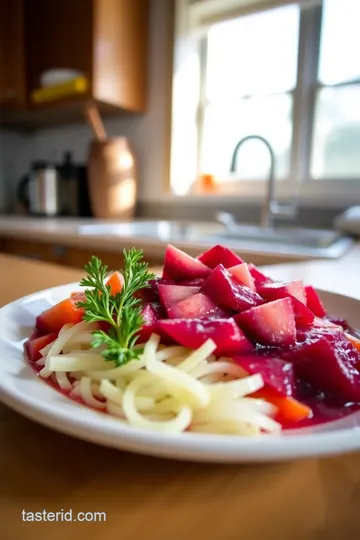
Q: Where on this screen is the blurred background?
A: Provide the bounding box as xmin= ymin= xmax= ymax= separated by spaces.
xmin=0 ymin=0 xmax=359 ymax=234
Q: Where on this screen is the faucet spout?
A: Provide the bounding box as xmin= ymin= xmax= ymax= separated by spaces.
xmin=230 ymin=135 xmax=276 ymax=229
xmin=230 ymin=134 xmax=297 ymax=229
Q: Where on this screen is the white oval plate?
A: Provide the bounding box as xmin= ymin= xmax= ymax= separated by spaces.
xmin=1 ymin=283 xmax=360 ymax=463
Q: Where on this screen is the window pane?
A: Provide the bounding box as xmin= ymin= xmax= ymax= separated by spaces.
xmin=311 ymin=84 xmax=360 ymax=179
xmin=319 ymin=0 xmax=360 ymax=85
xmin=201 ymin=94 xmax=292 ymax=180
xmin=206 ymin=5 xmax=299 ymax=101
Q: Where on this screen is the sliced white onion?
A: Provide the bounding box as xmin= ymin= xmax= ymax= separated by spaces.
xmin=48 ymin=354 xmax=108 ymax=372
xmin=39 ymin=341 xmax=55 ymax=357
xmin=79 ymin=376 xmax=106 ymax=409
xmin=191 ymin=360 xmax=246 ymax=380
xmin=55 ymin=370 xmax=72 ymax=391
xmin=190 ymin=421 xmax=260 ymax=436
xmin=39 ymin=366 xmax=53 ymax=378
xmin=200 ymin=373 xmax=226 ymax=385
xmin=177 ymin=339 xmax=216 ymax=373
xmin=100 ymin=379 xmax=124 ymax=403
xmin=86 ymin=356 xmax=146 ymax=381
xmin=106 ymin=400 xmax=125 ymax=419
xmin=209 ymin=374 xmax=264 ymax=400
xmin=156 ymin=346 xmax=189 ymax=362
xmin=146 ymin=353 xmax=210 ymax=408
xmin=193 ymin=400 xmax=281 ymax=433
xmin=43 ymin=321 xmax=96 ymax=374
xmin=122 ymin=373 xmax=192 ymax=433
xmin=35 ymin=357 xmax=46 ymax=367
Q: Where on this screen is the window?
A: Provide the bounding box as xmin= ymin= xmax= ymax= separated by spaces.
xmin=311 ymin=0 xmax=360 ymax=179
xmin=170 ymin=0 xmax=360 ymax=201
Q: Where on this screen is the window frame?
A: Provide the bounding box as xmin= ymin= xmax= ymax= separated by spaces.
xmin=170 ymin=0 xmax=360 ymax=205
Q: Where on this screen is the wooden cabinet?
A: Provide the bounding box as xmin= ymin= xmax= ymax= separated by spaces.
xmin=0 ymin=0 xmax=26 ymax=108
xmin=25 ymin=0 xmax=93 ymax=98
xmin=0 ymin=0 xmax=149 ymax=128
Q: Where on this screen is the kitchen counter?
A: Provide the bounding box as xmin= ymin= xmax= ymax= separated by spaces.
xmin=1 ymin=252 xmax=360 ymax=540
xmin=0 ymin=215 xmax=215 ymax=257
xmin=0 ymin=215 xmax=358 ymax=268
xmin=0 ymin=215 xmax=129 ymax=252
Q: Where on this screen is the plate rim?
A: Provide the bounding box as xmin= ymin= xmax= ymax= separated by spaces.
xmin=1 ymin=281 xmax=360 ymax=463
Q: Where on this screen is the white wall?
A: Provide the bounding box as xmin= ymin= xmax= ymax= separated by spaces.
xmin=0 ymin=0 xmax=173 ymax=210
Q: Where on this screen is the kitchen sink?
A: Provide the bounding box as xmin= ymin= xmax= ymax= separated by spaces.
xmin=78 ymin=221 xmax=224 ymax=243
xmin=77 ymin=220 xmax=353 ymax=260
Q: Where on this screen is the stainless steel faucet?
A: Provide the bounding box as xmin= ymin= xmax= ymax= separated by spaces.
xmin=230 ymin=134 xmax=296 ymax=229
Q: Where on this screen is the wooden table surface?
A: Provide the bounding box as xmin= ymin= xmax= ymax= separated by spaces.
xmin=1 ymin=252 xmax=360 ymax=540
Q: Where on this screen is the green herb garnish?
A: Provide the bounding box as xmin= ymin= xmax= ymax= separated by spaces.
xmin=77 ymin=248 xmax=155 ymax=366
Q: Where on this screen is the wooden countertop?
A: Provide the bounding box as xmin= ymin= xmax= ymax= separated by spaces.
xmin=1 ymin=252 xmax=360 ymax=540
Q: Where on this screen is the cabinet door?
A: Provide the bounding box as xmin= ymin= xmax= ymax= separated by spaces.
xmin=93 ymin=0 xmax=149 ymax=111
xmin=25 ymin=0 xmax=93 ymax=95
xmin=0 ymin=0 xmax=26 ymax=107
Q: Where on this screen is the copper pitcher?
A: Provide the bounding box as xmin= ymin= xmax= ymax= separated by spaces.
xmin=87 ymin=137 xmax=137 ymax=219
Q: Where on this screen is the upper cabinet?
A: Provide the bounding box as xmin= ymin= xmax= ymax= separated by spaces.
xmin=0 ymin=0 xmax=149 ymax=128
xmin=0 ymin=0 xmax=26 ymax=108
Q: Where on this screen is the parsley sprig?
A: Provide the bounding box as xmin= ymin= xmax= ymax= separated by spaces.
xmin=77 ymin=248 xmax=155 ymax=366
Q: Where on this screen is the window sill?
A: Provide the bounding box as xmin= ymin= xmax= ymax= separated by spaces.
xmin=165 ymin=177 xmax=360 ymax=209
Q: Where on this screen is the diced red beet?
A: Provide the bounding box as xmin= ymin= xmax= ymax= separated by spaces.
xmin=153 ymin=278 xmax=175 ymax=286
xmin=285 ymin=335 xmax=360 ymax=402
xmin=158 ymin=284 xmax=200 ymax=312
xmin=167 ymin=292 xmax=229 ymax=319
xmin=228 ymin=263 xmax=256 ymax=290
xmin=24 ymin=333 xmax=57 ymax=362
xmin=135 ymin=284 xmax=160 ymax=303
xmin=136 ymin=278 xmax=175 ymax=302
xmin=178 ymin=278 xmax=205 ymax=287
xmin=198 ymin=244 xmax=244 ymax=269
xmin=136 ymin=304 xmax=160 ymax=343
xmin=258 ymin=281 xmax=314 ymax=327
xmin=234 ymin=298 xmax=296 ymax=347
xmin=139 ymin=289 xmax=160 ymax=304
xmin=162 ymin=245 xmax=211 ymax=281
xmin=99 ymin=321 xmax=111 ymax=333
xmin=233 ymin=356 xmax=295 ymax=397
xmin=295 ymin=326 xmax=360 ymax=367
xmin=202 ymin=264 xmax=263 ymax=312
xmin=150 ymin=302 xmax=167 ymax=319
xmin=258 ymin=280 xmax=306 ymax=304
xmin=247 ymin=263 xmax=274 ymax=288
xmin=161 ymin=270 xmax=173 ymax=280
xmin=311 ymin=317 xmax=342 ymax=332
xmin=157 ymin=318 xmax=253 ymax=356
xmin=141 ymin=304 xmax=157 ymax=323
xmin=289 ymin=296 xmax=315 ymax=326
xmin=305 ymin=285 xmax=327 ymax=317
xmin=325 ymin=315 xmax=357 ymax=335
